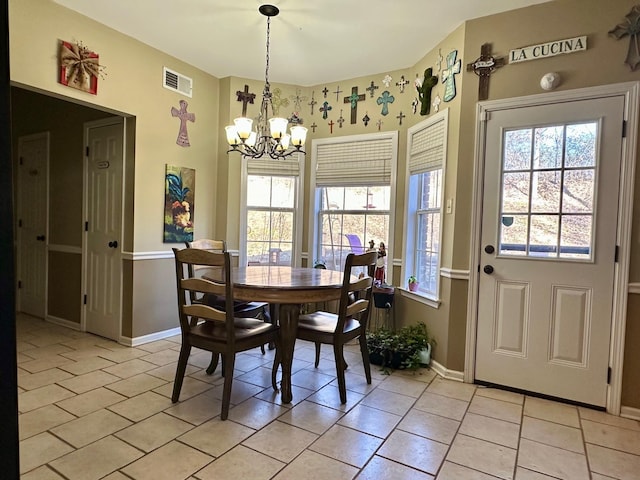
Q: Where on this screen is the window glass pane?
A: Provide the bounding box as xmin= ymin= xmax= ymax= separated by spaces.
xmin=530 ymin=215 xmax=559 ymax=257
xmin=420 ymin=170 xmax=442 ymax=209
xmin=502 ymin=172 xmax=530 ymax=213
xmin=534 ymin=126 xmax=564 ymax=169
xmin=500 ymin=214 xmax=528 ymax=256
xmin=247 ymin=176 xmax=271 ymax=207
xmin=271 ymin=177 xmax=295 ymax=208
xmin=531 ymin=171 xmax=561 ymax=213
xmin=560 ymin=215 xmax=591 ymax=259
xmin=565 ymin=123 xmax=597 ymax=168
xmin=269 ymin=211 xmax=294 ymax=242
xmin=563 ymin=169 xmax=594 ymax=213
xmin=323 ymin=187 xmax=344 ymax=210
xmin=247 ymin=210 xmax=270 ymax=241
xmin=504 ymin=129 xmax=532 ymax=171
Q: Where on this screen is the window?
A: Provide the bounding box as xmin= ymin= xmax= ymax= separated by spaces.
xmin=404 ymin=110 xmax=448 ymax=301
xmin=241 ymin=155 xmax=303 ymax=266
xmin=311 ymin=132 xmax=397 ymax=274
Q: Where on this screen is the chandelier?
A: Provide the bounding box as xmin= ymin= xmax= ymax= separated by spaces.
xmin=225 ymin=4 xmax=307 ymax=159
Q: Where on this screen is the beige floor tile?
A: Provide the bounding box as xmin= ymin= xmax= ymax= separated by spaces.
xmin=59 ymin=346 xmax=115 ymax=361
xmin=155 ymin=375 xmax=214 ymax=400
xmin=102 ymin=358 xmax=158 ymax=378
xmin=310 ymin=424 xmax=383 ymax=468
xmin=514 ymin=467 xmax=562 ymax=479
xmin=115 ymin=412 xmax=193 ymax=452
xmin=106 ymin=372 xmax=168 ymax=397
xmin=436 ymin=461 xmax=499 ymax=479
xmin=273 ymin=449 xmax=358 ymax=480
xmin=475 ymin=386 xmax=524 ymax=405
xmin=137 ymin=339 xmax=177 ymax=353
xmin=227 ymin=396 xmax=289 ymax=428
xmin=164 ymin=391 xmax=222 ymax=425
xmin=290 ymin=368 xmax=336 ymax=391
xmin=458 ymin=412 xmax=520 ymax=449
xmin=122 ymin=440 xmax=212 ymax=480
xmin=57 ymin=370 xmax=120 ymax=394
xmin=235 ymin=365 xmax=279 ymax=388
xmin=521 ymin=416 xmax=584 ymax=453
xmin=518 ymin=438 xmax=589 ymax=480
xmin=590 ymin=474 xmax=619 ymax=480
xmin=58 ymin=356 xmax=116 ymax=375
xmin=427 ymin=377 xmax=476 ymax=402
xmin=582 ymin=418 xmax=640 ymax=455
xmin=178 ymin=418 xmax=255 ymax=457
xmin=523 ymin=396 xmax=579 ymax=427
xmin=19 ymin=354 xmax=74 ymax=374
xmin=140 ymin=348 xmax=180 ymax=366
xmin=55 ymin=387 xmax=127 ymax=417
xmin=414 ymin=391 xmax=469 ymax=421
xmin=97 ymin=347 xmax=150 ymax=363
xmin=378 ymin=430 xmax=448 ymax=475
xmin=358 ymin=455 xmax=434 ymax=480
xmin=107 ymin=390 xmax=173 ymax=422
xmin=398 ymin=408 xmax=460 ymax=444
xmin=333 ymin=369 xmax=380 ymax=395
xmin=280 ymin=399 xmax=345 ymax=434
xmin=20 ymin=432 xmax=75 ymax=474
xmin=468 ymin=395 xmax=522 ymax=424
xmin=579 ymin=407 xmax=640 ymax=431
xmin=147 ymin=362 xmax=199 ymax=381
xmin=587 ymin=443 xmax=640 ymax=479
xmin=19 ymin=384 xmax=76 ymax=413
xmin=20 ymin=344 xmax=73 ymax=359
xmin=306 ymin=383 xmax=364 ymax=411
xmin=100 ymin=472 xmax=131 ymax=480
xmin=196 ymin=445 xmax=285 ymax=480
xmin=21 ymin=465 xmax=66 ymax=479
xmin=242 ymin=420 xmax=319 ymax=463
xmin=18 ymin=368 xmax=73 ymax=390
xmin=338 ymin=403 xmax=401 ymax=439
xmin=50 ymin=408 xmax=132 ymax=448
xmin=360 ymin=387 xmax=416 ymax=416
xmin=205 ymin=379 xmax=266 ymax=405
xmin=446 ymin=434 xmax=516 ymax=479
xmin=19 ymin=404 xmax=76 ymax=440
xmin=255 ymin=382 xmax=314 ymax=407
xmin=377 ymin=374 xmax=429 ymax=398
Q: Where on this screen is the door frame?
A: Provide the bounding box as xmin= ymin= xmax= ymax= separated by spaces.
xmin=465 ymin=82 xmax=640 ymax=415
xmin=80 ymin=117 xmax=126 ymax=340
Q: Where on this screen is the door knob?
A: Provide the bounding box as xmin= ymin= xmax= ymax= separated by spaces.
xmin=108 ymin=240 xmax=118 ymax=248
xmin=36 ymin=235 xmax=45 ymax=241
xmin=483 ymin=265 xmax=494 ymax=274
xmin=484 ymin=245 xmax=495 ymax=254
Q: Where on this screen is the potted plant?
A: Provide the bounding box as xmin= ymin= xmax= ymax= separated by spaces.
xmin=366 ymin=321 xmax=434 ymax=372
xmin=408 ymin=275 xmax=419 ymax=292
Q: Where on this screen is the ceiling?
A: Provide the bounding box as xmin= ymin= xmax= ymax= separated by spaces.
xmin=53 ymin=0 xmax=552 ymax=86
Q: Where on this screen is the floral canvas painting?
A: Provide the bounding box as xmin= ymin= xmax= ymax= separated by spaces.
xmin=164 ymin=165 xmax=195 ymax=243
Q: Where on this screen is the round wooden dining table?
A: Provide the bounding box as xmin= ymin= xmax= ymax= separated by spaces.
xmin=225 ymin=266 xmax=346 ymax=403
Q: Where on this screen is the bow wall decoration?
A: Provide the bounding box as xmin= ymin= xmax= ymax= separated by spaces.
xmin=59 ymin=40 xmax=106 ymax=94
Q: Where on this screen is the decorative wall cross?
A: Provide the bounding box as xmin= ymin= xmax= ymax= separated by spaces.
xmin=376 ymin=91 xmax=395 ymax=116
xmin=320 ymin=101 xmax=332 ymax=119
xmin=466 ymin=43 xmax=505 ymax=101
xmin=382 ymin=75 xmax=392 ymax=87
xmin=310 ymin=122 xmax=318 ymax=133
xmin=333 ymin=85 xmax=343 ymax=101
xmin=376 ymin=119 xmax=383 ymax=131
xmin=433 ymin=94 xmax=442 ymax=113
xmin=442 ymin=50 xmax=462 ymax=102
xmin=366 ymin=80 xmax=379 ymax=98
xmin=235 ymin=84 xmax=256 ymax=116
xmin=171 ymin=100 xmax=195 ymax=147
xmin=289 ymin=88 xmax=308 ymax=110
xmin=396 ymin=75 xmax=410 ymax=93
xmin=411 ymin=98 xmax=419 ymax=114
xmin=437 ymin=48 xmax=443 ymax=71
xmin=328 ymin=120 xmax=335 ymax=134
xmin=416 ymin=68 xmax=439 ymax=115
xmin=609 ymin=5 xmax=640 ymax=71
xmin=271 ymin=87 xmax=289 ymax=114
xmin=337 ymin=110 xmax=345 ymax=128
xmin=343 ymin=86 xmax=365 ymax=124
xmin=322 ymin=87 xmax=329 ymax=98
xmin=308 ymin=91 xmax=317 ymax=115
xmin=396 ymin=111 xmax=406 ymax=125
xmin=362 ymin=113 xmax=370 ymax=126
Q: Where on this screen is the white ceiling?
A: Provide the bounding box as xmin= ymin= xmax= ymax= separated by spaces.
xmin=53 ymin=0 xmax=552 ymax=86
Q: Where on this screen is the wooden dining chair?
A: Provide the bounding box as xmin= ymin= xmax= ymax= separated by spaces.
xmin=294 ymin=251 xmax=376 ymax=404
xmin=185 ymin=239 xmax=273 ymax=365
xmin=172 ymin=247 xmax=280 ymax=420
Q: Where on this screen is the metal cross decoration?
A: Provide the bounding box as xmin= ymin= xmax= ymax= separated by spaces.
xmin=322 ymin=86 xmax=329 ymax=98
xmin=308 ymin=91 xmax=318 ymax=115
xmin=333 ymin=85 xmax=343 ymax=101
xmin=235 ymin=84 xmax=256 ymax=116
xmin=289 ymin=88 xmax=308 ymax=110
xmin=271 ymin=87 xmax=289 ymax=114
xmin=396 ymin=75 xmax=410 ymax=93
xmin=411 ymin=98 xmax=419 ymax=114
xmin=366 ymin=80 xmax=379 ymax=98
xmin=442 ymin=50 xmax=462 ymax=102
xmin=320 ymin=101 xmax=332 ymax=119
xmin=344 ymin=86 xmax=365 ymax=124
xmin=362 ymin=112 xmax=370 ymax=126
xmin=609 ymin=5 xmax=640 ymax=71
xmin=396 ymin=111 xmax=406 ymax=125
xmin=328 ymin=119 xmax=335 ymax=134
xmin=310 ymin=122 xmax=318 ymax=133
xmin=466 ymin=43 xmax=505 ymax=101
xmin=437 ymin=48 xmax=444 ymax=71
xmin=376 ymin=91 xmax=395 ymax=116
xmin=337 ymin=110 xmax=345 ymax=128
xmin=376 ymin=119 xmax=383 ymax=131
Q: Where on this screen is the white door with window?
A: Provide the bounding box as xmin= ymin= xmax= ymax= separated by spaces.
xmin=475 ymin=95 xmax=624 ymax=407
xmin=17 ymin=132 xmax=49 ymax=318
xmin=84 ymin=118 xmax=124 ymax=341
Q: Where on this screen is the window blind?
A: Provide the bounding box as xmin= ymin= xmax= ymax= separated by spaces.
xmin=315 ymin=134 xmax=395 ymax=186
xmin=408 ymin=116 xmax=446 ymax=175
xmin=246 ymin=154 xmax=301 ymax=177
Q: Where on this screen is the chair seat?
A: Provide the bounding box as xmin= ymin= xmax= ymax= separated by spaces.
xmin=298 ymin=311 xmax=361 ymax=336
xmin=191 ymin=317 xmax=276 ymax=341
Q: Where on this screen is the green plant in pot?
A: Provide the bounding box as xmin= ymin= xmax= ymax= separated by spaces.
xmin=366 ymin=321 xmax=434 ymax=372
xmin=408 ymin=275 xmax=419 ymax=292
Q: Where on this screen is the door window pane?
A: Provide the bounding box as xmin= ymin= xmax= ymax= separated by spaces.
xmin=504 ymin=129 xmax=532 ymax=171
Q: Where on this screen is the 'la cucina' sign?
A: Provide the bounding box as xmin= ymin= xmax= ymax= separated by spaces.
xmin=509 ymin=36 xmax=587 ymax=64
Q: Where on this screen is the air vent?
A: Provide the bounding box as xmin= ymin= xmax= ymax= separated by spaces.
xmin=163 ymin=67 xmax=192 ymax=97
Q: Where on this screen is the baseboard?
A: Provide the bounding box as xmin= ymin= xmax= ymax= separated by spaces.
xmin=119 ymin=326 xmax=181 ymax=347
xmin=620 ymin=405 xmax=640 ymax=421
xmin=430 ymin=359 xmax=464 ymax=382
xmin=46 ymin=315 xmax=81 ymax=331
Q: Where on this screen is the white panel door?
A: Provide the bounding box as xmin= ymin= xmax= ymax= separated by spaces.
xmin=17 ymin=133 xmax=49 ymax=318
xmin=475 ymin=96 xmax=624 ymax=407
xmin=85 ymin=119 xmax=123 ymax=340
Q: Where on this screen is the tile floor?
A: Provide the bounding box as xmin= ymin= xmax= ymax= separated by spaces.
xmin=16 ymin=314 xmax=640 ymax=479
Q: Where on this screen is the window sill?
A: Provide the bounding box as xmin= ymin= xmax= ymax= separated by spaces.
xmin=399 ymin=288 xmax=441 ymax=308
